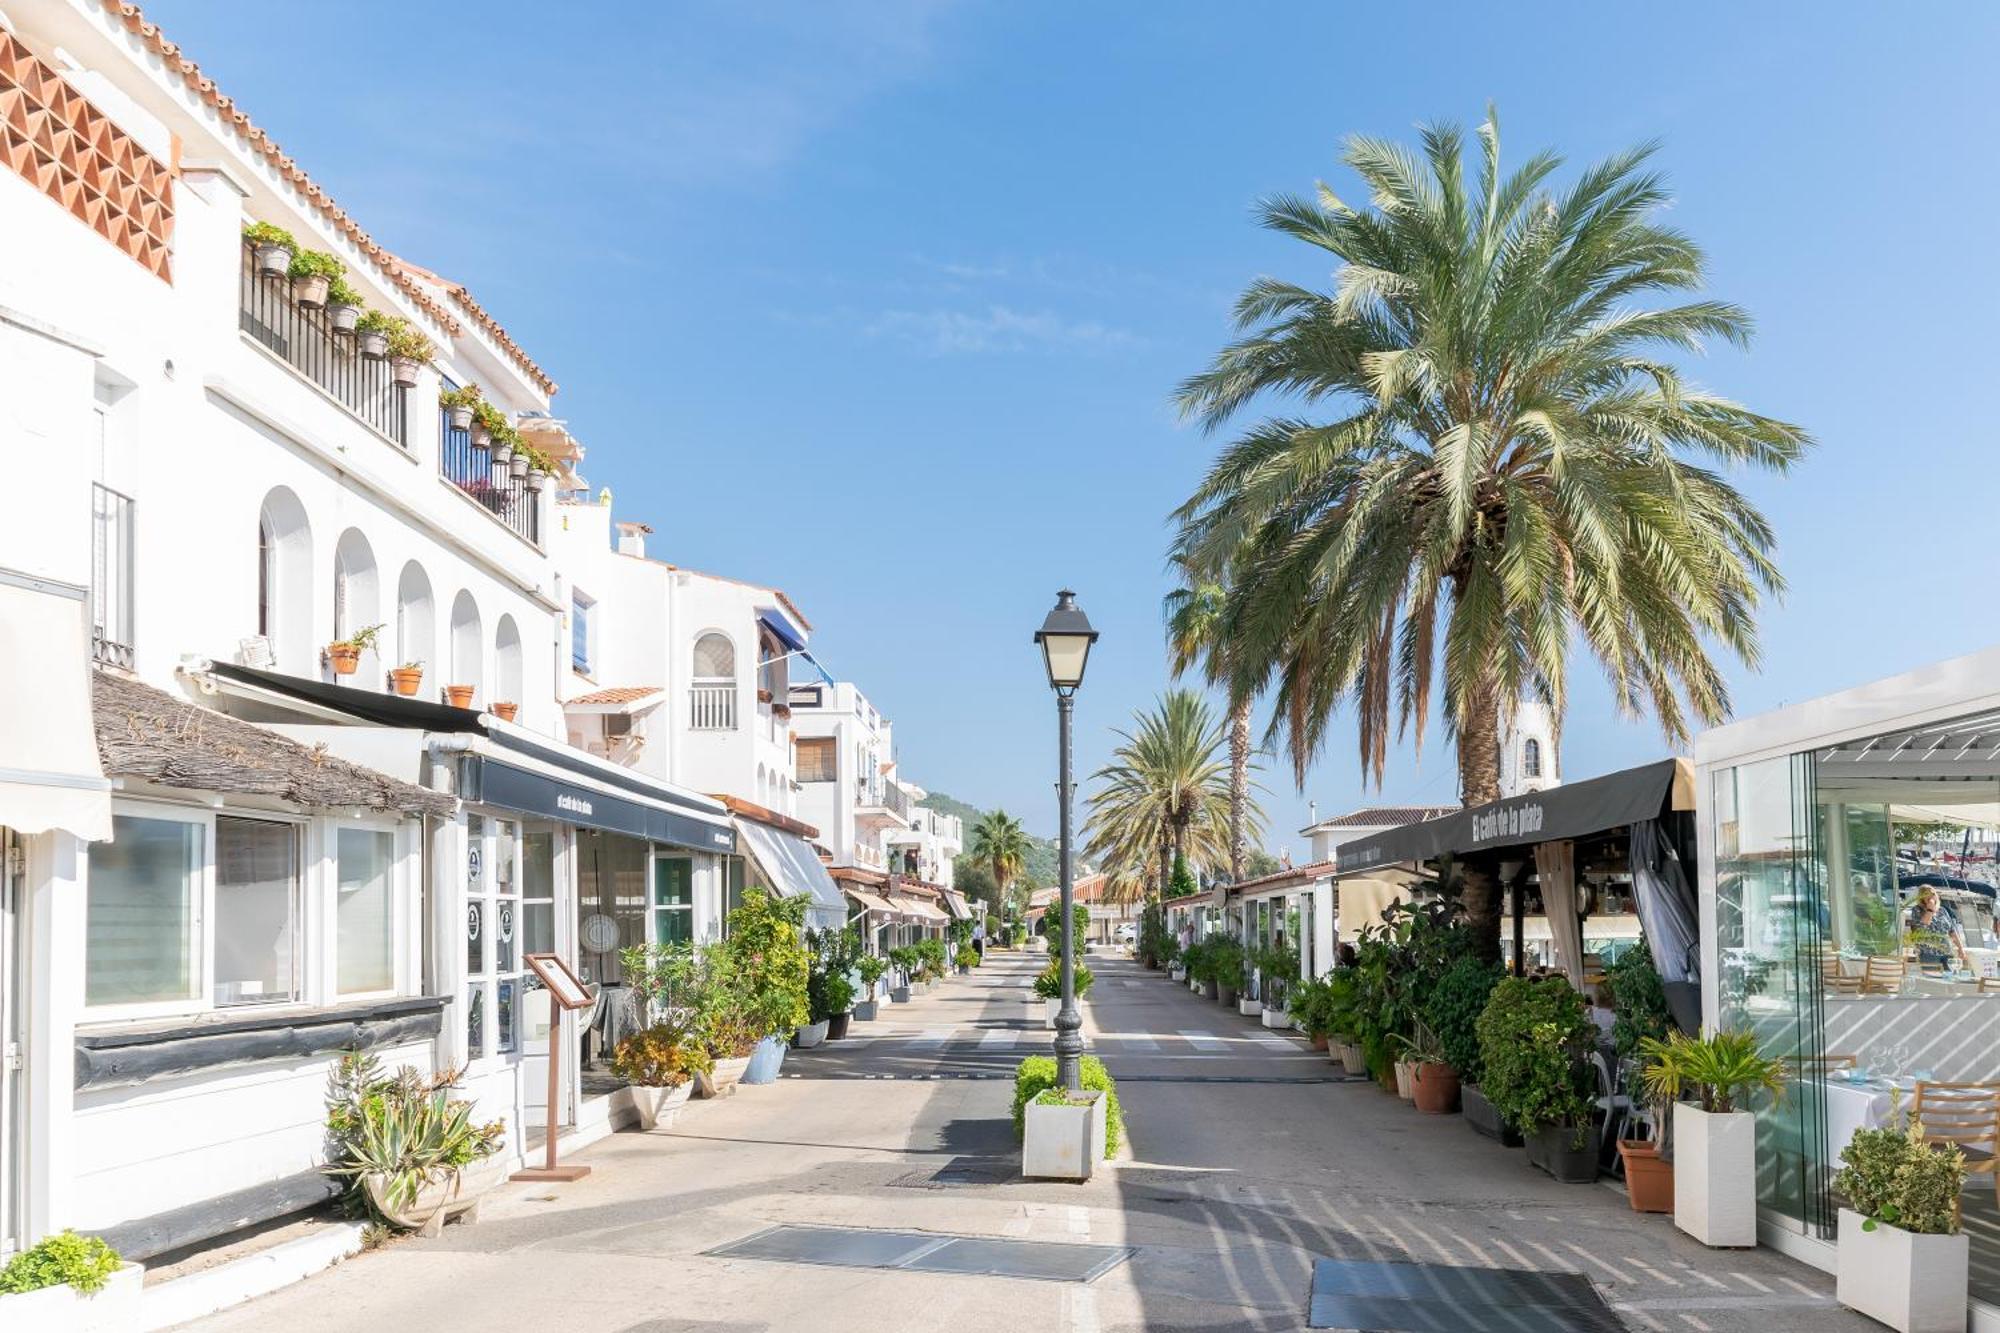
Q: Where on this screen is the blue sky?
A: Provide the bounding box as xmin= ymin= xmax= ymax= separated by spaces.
xmin=152 ymin=3 xmax=2000 ymax=859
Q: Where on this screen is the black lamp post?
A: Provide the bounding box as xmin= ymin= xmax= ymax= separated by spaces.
xmin=1034 ymin=589 xmax=1098 ymax=1092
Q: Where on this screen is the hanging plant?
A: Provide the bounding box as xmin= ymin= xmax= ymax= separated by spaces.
xmin=384 ymin=319 xmax=435 ymax=389
xmin=326 ymin=277 xmax=365 ymax=334
xmin=243 ymin=220 xmax=296 ymax=278
xmin=287 ymin=249 xmax=342 ymax=308
xmin=439 ymin=384 xmax=482 ymax=433
xmin=354 ymin=309 xmax=394 ymax=360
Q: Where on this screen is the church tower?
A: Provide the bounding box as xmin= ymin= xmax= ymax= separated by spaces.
xmin=1499 ymin=699 xmax=1560 ymax=797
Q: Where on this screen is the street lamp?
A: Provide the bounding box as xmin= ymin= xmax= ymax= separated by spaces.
xmin=1034 ymin=589 xmax=1098 ymax=1091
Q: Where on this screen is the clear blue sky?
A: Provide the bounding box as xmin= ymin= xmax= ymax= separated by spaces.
xmin=152 ymin=2 xmax=2000 ymax=860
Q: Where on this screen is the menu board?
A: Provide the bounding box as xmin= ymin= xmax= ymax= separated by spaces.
xmin=523 ymin=953 xmax=592 ymax=1011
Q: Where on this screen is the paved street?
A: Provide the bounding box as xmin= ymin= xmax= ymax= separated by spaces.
xmin=186 ymin=952 xmax=1870 ymax=1332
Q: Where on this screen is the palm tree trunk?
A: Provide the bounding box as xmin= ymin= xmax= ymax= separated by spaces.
xmin=1158 ymin=827 xmax=1173 ymax=901
xmin=1457 ymin=681 xmax=1506 ymax=965
xmin=1228 ymin=696 xmax=1250 ymax=881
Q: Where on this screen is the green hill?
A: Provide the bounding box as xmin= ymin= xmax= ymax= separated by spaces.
xmin=919 ymin=790 xmax=1060 ymax=905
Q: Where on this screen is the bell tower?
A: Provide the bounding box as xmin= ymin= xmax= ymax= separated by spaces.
xmin=1501 ymin=700 xmax=1559 ymax=797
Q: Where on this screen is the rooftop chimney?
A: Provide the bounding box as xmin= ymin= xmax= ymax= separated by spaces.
xmin=615 ymin=520 xmax=653 ymax=559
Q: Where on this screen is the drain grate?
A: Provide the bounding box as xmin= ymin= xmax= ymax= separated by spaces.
xmin=706 ymin=1224 xmax=1132 ymax=1284
xmin=1307 ymin=1257 xmax=1625 ymax=1332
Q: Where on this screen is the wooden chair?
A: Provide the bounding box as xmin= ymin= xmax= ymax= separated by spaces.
xmin=1977 ymin=977 xmax=2000 ymax=996
xmin=1912 ymin=1082 xmax=2000 ymax=1213
xmin=1863 ymin=956 xmax=1907 ymax=995
xmin=1822 ymin=955 xmax=1864 ymax=996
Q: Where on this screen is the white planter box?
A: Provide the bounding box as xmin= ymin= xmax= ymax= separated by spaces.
xmin=1170 ymin=967 xmax=1187 ymax=982
xmin=1260 ymin=1007 xmax=1291 ymax=1029
xmin=0 ymin=1263 xmax=141 ymax=1332
xmin=1237 ymin=997 xmax=1263 ymax=1016
xmin=1393 ymin=1059 xmax=1416 ymax=1100
xmin=1189 ymin=976 xmax=1202 ymax=993
xmin=795 ymin=1020 xmax=829 ymax=1048
xmin=1674 ymin=1104 xmax=1759 ymax=1247
xmin=1837 ymin=1208 xmax=1967 ymax=1333
xmin=1022 ymin=1088 xmax=1108 ymax=1180
xmin=630 ymin=1080 xmax=694 ymax=1130
xmin=1044 ymin=997 xmax=1062 ymax=1026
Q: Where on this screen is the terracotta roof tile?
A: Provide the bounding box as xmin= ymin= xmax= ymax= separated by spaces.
xmin=567 ymin=685 xmax=663 ymax=706
xmin=100 ymin=2 xmax=556 ymax=395
xmin=1305 ymin=805 xmax=1457 ymax=831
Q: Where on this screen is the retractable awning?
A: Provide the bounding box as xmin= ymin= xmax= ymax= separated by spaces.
xmin=893 ymin=894 xmax=949 ymax=923
xmin=844 ymin=888 xmax=899 ymax=916
xmin=1335 ymin=758 xmax=1694 ymax=874
xmin=0 ymin=574 xmax=110 ymax=840
xmin=735 ymin=817 xmax=848 ymax=928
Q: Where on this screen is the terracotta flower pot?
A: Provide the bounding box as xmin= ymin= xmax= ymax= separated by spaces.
xmin=491 ymin=701 xmax=518 ymax=722
xmin=292 ymin=273 xmax=330 ymax=308
xmin=445 ymin=684 xmax=475 ymax=709
xmin=389 ymin=667 xmax=424 ymax=696
xmin=1412 ymin=1062 xmax=1461 ymax=1115
xmin=391 ymin=357 xmax=422 ymax=389
xmin=1310 ymin=1033 xmax=1329 ymax=1051
xmin=1618 ymin=1139 xmax=1674 ymax=1213
xmin=327 ymin=643 xmax=361 ymax=675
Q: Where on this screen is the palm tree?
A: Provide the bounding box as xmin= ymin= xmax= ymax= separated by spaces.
xmin=967 ymin=810 xmax=1029 ymax=917
xmin=1084 ymin=689 xmax=1262 ymax=900
xmin=1164 ymin=550 xmax=1257 ymax=882
xmin=1172 ymin=110 xmax=1809 ymax=961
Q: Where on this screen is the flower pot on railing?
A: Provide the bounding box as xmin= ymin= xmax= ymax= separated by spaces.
xmin=492 ymin=443 xmax=514 ymax=467
xmin=358 ymin=330 xmax=389 ymax=360
xmin=447 ymin=404 xmax=475 ymax=432
xmin=327 ymin=643 xmax=361 ymax=675
xmin=509 ymin=455 xmax=529 ymax=481
xmin=445 ymin=684 xmax=475 ymax=709
xmin=252 ymin=240 xmax=293 ymax=278
xmin=389 ymin=666 xmax=424 ymax=696
xmin=292 ymin=272 xmax=331 ymax=308
xmin=525 ymin=468 xmax=548 ymax=492
xmin=491 ymin=701 xmax=518 ymax=722
xmin=471 ymin=423 xmax=492 ymax=448
xmin=391 ymin=357 xmax=422 ymax=389
xmin=328 ymin=300 xmax=361 ymax=334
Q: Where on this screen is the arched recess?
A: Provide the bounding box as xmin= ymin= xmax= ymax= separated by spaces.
xmin=256 ymin=486 xmax=313 ymax=674
xmin=395 ymin=562 xmax=435 ymax=681
xmin=1523 ymin=737 xmax=1542 ymax=779
xmin=692 ymin=632 xmax=736 ymax=683
xmin=332 ymin=529 xmax=380 ymax=684
xmin=449 ymin=591 xmax=483 ymax=702
xmin=494 ymin=614 xmax=523 ymax=711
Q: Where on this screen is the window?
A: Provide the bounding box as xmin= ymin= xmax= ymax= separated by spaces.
xmin=796 ymin=737 xmax=837 ymax=783
xmin=571 ymin=591 xmax=596 ymax=676
xmin=337 ymin=828 xmax=395 ymax=995
xmin=257 ymin=512 xmax=274 ymax=638
xmin=90 ymin=483 xmax=134 ymax=668
xmin=1524 ymin=737 xmax=1542 ymax=779
xmin=214 ymin=817 xmax=299 ymax=1006
xmin=87 ymin=812 xmax=201 ymax=1007
xmin=693 ymin=633 xmax=735 ymax=681
xmin=690 ymin=632 xmax=737 ymax=729
xmin=653 ymin=857 xmax=693 ymax=945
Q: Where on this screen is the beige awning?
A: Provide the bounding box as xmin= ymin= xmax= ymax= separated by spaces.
xmin=0 ymin=576 xmax=111 ymax=840
xmin=894 ymin=894 xmax=948 ymax=923
xmin=845 ymin=888 xmax=898 ymax=915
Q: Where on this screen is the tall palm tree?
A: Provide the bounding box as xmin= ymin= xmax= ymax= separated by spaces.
xmin=1164 ymin=550 xmax=1257 ymax=882
xmin=1084 ymin=689 xmax=1262 ymax=900
xmin=1172 ymin=110 xmax=1809 ymax=961
xmin=967 ymin=810 xmax=1029 ymax=917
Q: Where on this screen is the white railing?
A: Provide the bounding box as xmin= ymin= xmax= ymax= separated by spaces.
xmin=689 ymin=682 xmax=737 ymax=730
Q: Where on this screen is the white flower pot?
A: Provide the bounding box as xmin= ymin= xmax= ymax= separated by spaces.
xmin=252 ymin=241 xmax=291 ymax=277
xmin=1393 ymin=1059 xmax=1416 ymax=1100
xmin=1022 ymin=1088 xmax=1107 ymax=1180
xmin=291 ymin=273 xmax=330 ymax=307
xmin=1260 ymin=1007 xmax=1291 ymax=1029
xmin=328 ymin=301 xmax=360 ymax=334
xmin=0 ymin=1261 xmax=141 ymax=1332
xmin=1238 ymin=996 xmax=1263 ymax=1017
xmin=1044 ymin=996 xmax=1062 ymax=1026
xmin=391 ymin=357 xmax=421 ymax=388
xmin=364 ymin=1158 xmax=504 ymax=1237
xmin=1836 ymin=1207 xmax=1967 ymax=1332
xmin=795 ymin=1019 xmax=829 ymax=1049
xmin=358 ymin=330 xmax=388 ymax=359
xmin=447 ymin=404 xmax=475 ymax=431
xmin=696 ymin=1054 xmax=752 ymax=1098
xmin=1674 ymin=1104 xmax=1759 ymax=1247
xmin=1170 ymin=967 xmax=1187 ymax=982
xmin=630 ymin=1080 xmax=694 ymax=1130
xmin=510 ymin=455 xmax=529 ymax=480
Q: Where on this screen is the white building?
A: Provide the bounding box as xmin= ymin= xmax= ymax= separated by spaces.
xmin=1501 ymin=699 xmax=1561 ymax=797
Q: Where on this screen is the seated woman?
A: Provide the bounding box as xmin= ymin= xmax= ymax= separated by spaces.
xmin=1905 ymin=886 xmax=1970 ymax=972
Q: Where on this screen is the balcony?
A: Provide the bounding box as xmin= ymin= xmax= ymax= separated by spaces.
xmin=238 ymin=241 xmax=407 ymax=446
xmin=856 ymin=779 xmax=910 ymax=832
xmin=90 ymin=483 xmax=133 ymax=669
xmin=690 ymin=682 xmax=737 ymax=731
xmin=439 ymin=407 xmax=541 ymax=545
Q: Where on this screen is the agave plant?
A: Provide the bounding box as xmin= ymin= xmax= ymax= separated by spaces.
xmin=323 ymin=1053 xmax=503 ymax=1221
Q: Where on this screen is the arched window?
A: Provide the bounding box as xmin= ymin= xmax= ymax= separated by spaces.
xmin=690 ymin=632 xmax=738 ymax=730
xmin=332 ymin=529 xmax=380 ymax=682
xmin=255 ymin=487 xmax=312 ymax=672
xmin=395 ymin=562 xmax=434 ymax=677
xmin=693 ymin=633 xmax=735 ymax=682
xmin=1523 ymin=737 xmax=1542 ymax=779
xmin=449 ymin=591 xmax=483 ymax=701
xmin=495 ymin=615 xmax=523 ymax=710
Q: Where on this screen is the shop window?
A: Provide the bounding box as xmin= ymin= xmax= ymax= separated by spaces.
xmin=213 ymin=816 xmax=299 ymax=1006
xmin=797 ymin=737 xmax=837 ymax=783
xmin=86 ymin=811 xmax=201 ymax=1007
xmin=337 ymin=827 xmax=395 ymax=995
xmin=654 ymin=857 xmax=694 ymax=945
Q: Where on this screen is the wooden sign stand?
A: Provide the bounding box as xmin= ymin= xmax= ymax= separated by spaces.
xmin=513 ymin=952 xmax=594 ymax=1183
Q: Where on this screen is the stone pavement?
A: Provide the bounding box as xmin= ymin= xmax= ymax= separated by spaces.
xmin=183 ymin=952 xmax=1871 ymax=1332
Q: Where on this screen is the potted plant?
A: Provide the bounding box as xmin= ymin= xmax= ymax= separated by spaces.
xmin=854 ymin=955 xmax=888 ymax=1020
xmin=1416 ymin=954 xmax=1499 ymax=1119
xmin=1404 ymin=1022 xmax=1461 ymax=1115
xmin=1015 ymin=1054 xmax=1122 ymax=1180
xmin=445 ymin=684 xmax=475 ymax=708
xmin=385 ymin=318 xmax=434 ymax=389
xmin=1477 ymin=974 xmax=1599 ymax=1179
xmin=491 ymin=701 xmax=519 ymax=722
xmin=355 ymin=308 xmax=393 ymax=359
xmin=1833 ymin=1094 xmax=1969 ymax=1332
xmin=326 ymin=276 xmax=365 ymax=334
xmin=288 ymin=248 xmax=341 ymax=307
xmin=887 ymin=945 xmax=917 ymax=1002
xmin=1609 ymin=941 xmax=1677 ymax=1212
xmin=1211 ymin=936 xmax=1243 ymax=1006
xmin=824 ymin=972 xmax=856 ymax=1039
xmin=727 ymin=889 xmax=810 ymax=1085
xmin=1290 ymin=975 xmax=1333 ymax=1050
xmin=1641 ymin=1028 xmax=1785 ymax=1246
xmin=325 ymin=622 xmax=383 ymax=675
xmin=1034 ymin=956 xmax=1093 ymax=1024
xmin=323 ymin=1051 xmax=505 ymax=1236
xmin=243 ymin=220 xmax=295 ymax=278
xmin=0 ymin=1229 xmax=139 ymax=1327
xmin=1258 ymin=940 xmax=1298 ymax=1027
xmin=955 ymin=943 xmax=979 ymax=975
xmin=508 ymin=451 xmax=530 ymax=481
xmin=388 ymin=661 xmax=425 ymax=696
xmin=471 ymin=399 xmax=505 ymax=449
xmin=611 ymin=1023 xmax=710 ymax=1130
xmin=440 ymin=383 xmax=481 ymax=433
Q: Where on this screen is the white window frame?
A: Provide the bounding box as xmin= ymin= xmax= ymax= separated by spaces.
xmin=571 ymin=590 xmax=596 ymax=678
xmin=326 ymin=817 xmax=413 ymax=1003
xmin=84 ymin=798 xmax=211 ymax=1023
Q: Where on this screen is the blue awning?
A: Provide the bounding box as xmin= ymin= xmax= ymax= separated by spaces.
xmin=796 ymin=647 xmax=835 ymax=685
xmin=757 ymin=608 xmax=808 ymax=654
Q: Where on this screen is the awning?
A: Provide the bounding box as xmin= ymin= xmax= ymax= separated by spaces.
xmin=210 ymin=660 xmax=481 ymax=731
xmin=844 ymin=888 xmax=899 ymax=916
xmin=942 ymin=889 xmax=973 ymax=921
xmin=893 ymin=894 xmax=949 ymax=923
xmin=757 ymin=608 xmax=808 ymax=654
xmin=736 ymin=817 xmax=848 ymax=928
xmin=0 ymin=574 xmax=111 ymax=840
xmin=463 ymin=755 xmax=734 ymax=853
xmin=1335 ymin=758 xmax=1694 ymax=874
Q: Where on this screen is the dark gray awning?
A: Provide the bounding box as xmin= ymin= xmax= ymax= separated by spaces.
xmin=463 ymin=757 xmax=735 ymax=854
xmin=1335 ymin=758 xmax=1691 ymax=874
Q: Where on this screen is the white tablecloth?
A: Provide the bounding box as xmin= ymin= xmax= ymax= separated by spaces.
xmin=1818 ymin=1077 xmax=1898 ymax=1162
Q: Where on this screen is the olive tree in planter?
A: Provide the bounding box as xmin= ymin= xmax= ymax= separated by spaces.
xmin=243 ymin=220 xmax=295 ymax=277
xmin=887 ymin=946 xmax=918 ymax=1002
xmin=1476 ymin=975 xmax=1600 ymax=1180
xmin=853 ymin=955 xmax=888 ymax=1020
xmin=1640 ymin=1028 xmax=1785 ymax=1247
xmin=1833 ymin=1101 xmax=1969 ymax=1333
xmin=289 ymin=248 xmax=341 ymax=307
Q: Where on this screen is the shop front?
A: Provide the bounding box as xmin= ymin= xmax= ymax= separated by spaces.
xmin=1694 ymin=644 xmax=2000 ymax=1317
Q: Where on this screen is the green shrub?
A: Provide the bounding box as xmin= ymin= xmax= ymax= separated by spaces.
xmin=1012 ymin=1054 xmax=1121 ymax=1157
xmin=1422 ymin=955 xmax=1502 ymax=1082
xmin=1606 ymin=939 xmax=1672 ymax=1060
xmin=954 ymin=944 xmax=980 ymax=969
xmin=1256 ymin=938 xmax=1300 ymax=1010
xmin=1834 ymin=1097 xmax=1965 ymax=1236
xmin=724 ymin=888 xmax=810 ymax=1036
xmin=887 ymin=945 xmax=920 ymax=980
xmin=327 ymin=275 xmax=364 ymax=308
xmin=0 ymin=1230 xmax=120 ymax=1295
xmin=1289 ymin=975 xmax=1333 ymax=1037
xmin=287 ymin=248 xmax=342 ymax=281
xmin=242 ymin=220 xmax=295 ymax=250
xmin=914 ymin=936 xmax=948 ymax=981
xmin=355 ymin=308 xmax=395 ymax=334
xmin=1033 ymin=959 xmax=1093 ymax=999
xmin=1474 ymin=975 xmax=1596 ymax=1139
xmin=384 ymin=317 xmax=435 ymax=363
